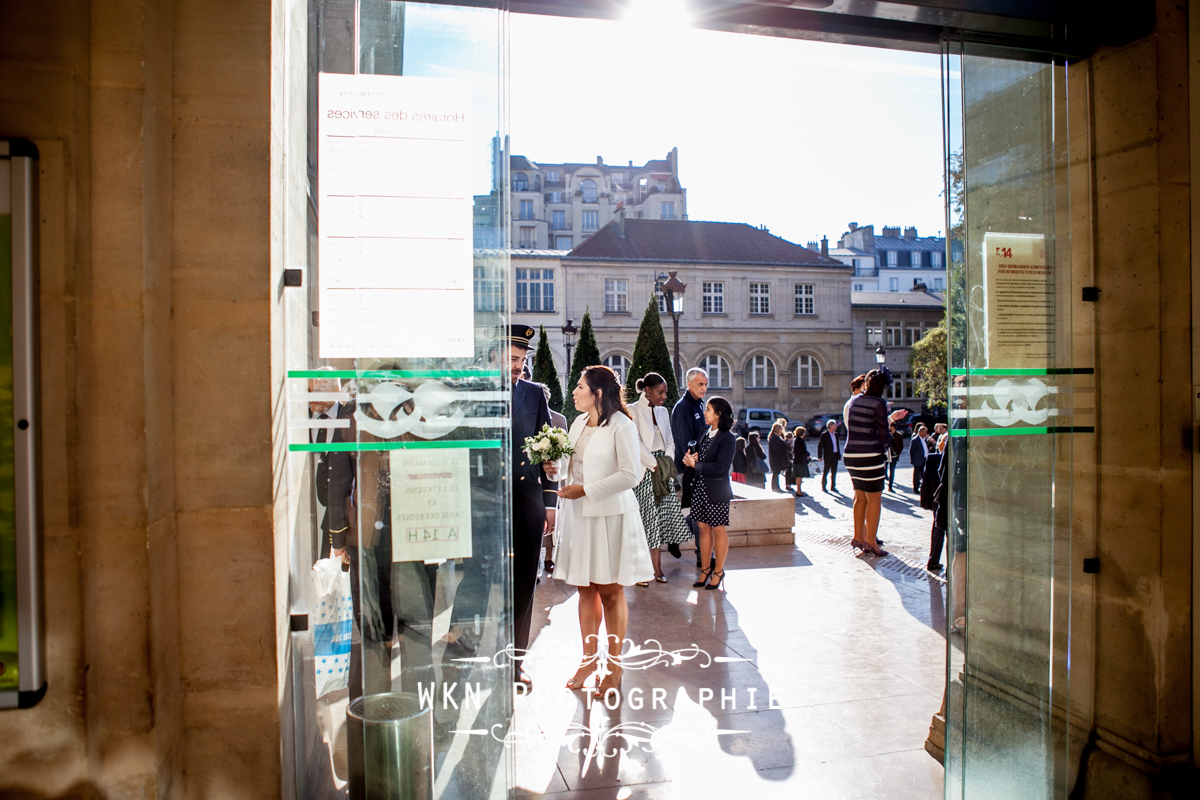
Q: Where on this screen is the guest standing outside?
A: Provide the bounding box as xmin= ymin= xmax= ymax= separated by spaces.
xmin=671 ymin=368 xmax=710 ymax=566
xmin=553 ymin=366 xmax=654 ymax=700
xmin=791 ymin=427 xmax=811 ymax=496
xmin=744 ymin=430 xmax=767 ymax=488
xmin=885 ymin=422 xmax=902 ymax=492
xmin=843 ymin=370 xmax=909 ymax=556
xmin=768 ymin=419 xmax=789 ymax=493
xmin=817 ymin=420 xmax=842 ymax=493
xmin=684 ymin=397 xmax=736 ymax=591
xmin=923 ymin=433 xmax=947 ymax=571
xmin=630 ymin=373 xmax=692 ymax=586
xmin=909 ymin=425 xmax=930 ymax=493
xmin=731 ymin=437 xmax=748 ymax=484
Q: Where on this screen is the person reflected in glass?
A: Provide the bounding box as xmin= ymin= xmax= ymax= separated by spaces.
xmin=791 ymin=427 xmax=811 ymax=497
xmin=843 ymin=370 xmax=909 ymax=556
xmin=550 ymin=366 xmax=653 ymax=700
xmin=683 ymin=397 xmax=736 ymax=591
xmin=744 ymin=430 xmax=766 ymax=489
xmin=630 ymin=373 xmax=691 ymax=586
xmin=768 ymin=419 xmax=789 ymax=492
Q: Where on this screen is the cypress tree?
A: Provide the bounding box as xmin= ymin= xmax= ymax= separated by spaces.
xmin=531 ymin=325 xmax=564 ymax=413
xmin=625 ymin=295 xmax=679 ymax=409
xmin=565 ymin=309 xmax=600 ymax=424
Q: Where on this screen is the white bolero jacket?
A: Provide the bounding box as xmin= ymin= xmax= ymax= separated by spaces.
xmin=631 ymin=395 xmax=675 ymax=471
xmin=564 ymin=412 xmax=643 ymax=518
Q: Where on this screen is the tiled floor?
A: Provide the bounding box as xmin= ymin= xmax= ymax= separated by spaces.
xmin=514 ymin=487 xmax=949 ymax=799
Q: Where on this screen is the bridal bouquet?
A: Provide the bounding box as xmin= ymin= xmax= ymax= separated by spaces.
xmin=522 ymin=424 xmax=574 ymax=465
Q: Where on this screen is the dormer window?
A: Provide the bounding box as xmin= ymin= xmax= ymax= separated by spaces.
xmin=513 ymin=172 xmax=528 ymax=192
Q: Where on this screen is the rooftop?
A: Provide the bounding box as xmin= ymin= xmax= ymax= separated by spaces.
xmin=851 ymin=290 xmax=946 ymax=308
xmin=566 ymin=219 xmax=850 ymax=267
xmin=873 ymin=236 xmax=945 ymax=252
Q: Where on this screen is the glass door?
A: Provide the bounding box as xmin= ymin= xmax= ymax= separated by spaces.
xmin=282 ymin=2 xmax=511 ymax=797
xmin=942 ymin=39 xmax=1097 ymax=800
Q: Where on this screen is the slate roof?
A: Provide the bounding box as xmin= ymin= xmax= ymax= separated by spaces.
xmin=851 ymin=291 xmax=945 ymax=309
xmin=565 ymin=219 xmax=850 ymax=267
xmin=511 ymin=155 xmax=537 ymax=171
xmin=874 ymin=236 xmax=945 ymax=252
xmin=508 ymin=156 xmax=673 ymax=175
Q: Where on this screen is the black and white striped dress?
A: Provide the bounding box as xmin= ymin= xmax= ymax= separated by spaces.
xmin=843 ymin=394 xmax=890 ymax=493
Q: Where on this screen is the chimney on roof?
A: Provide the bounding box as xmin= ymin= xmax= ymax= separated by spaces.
xmin=614 ymin=204 xmax=626 ymax=238
xmin=904 ymin=226 xmax=917 ymax=240
xmin=911 ymin=282 xmax=928 ymax=294
xmin=806 ymin=241 xmax=819 ymax=252
xmin=597 ymin=156 xmax=604 ymax=165
xmin=628 ymin=160 xmax=633 ymax=167
xmin=883 ymin=226 xmax=901 ymax=238
xmin=848 ymin=222 xmax=858 ymax=231
xmin=821 ymin=236 xmax=829 ymax=258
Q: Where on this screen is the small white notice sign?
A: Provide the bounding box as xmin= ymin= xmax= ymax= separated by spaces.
xmin=318 ymin=73 xmax=474 ymax=358
xmin=390 ymin=448 xmax=473 ymax=562
xmin=982 ymin=232 xmax=1052 ymax=369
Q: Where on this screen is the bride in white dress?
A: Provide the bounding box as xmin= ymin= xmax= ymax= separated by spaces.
xmin=545 ymin=365 xmax=653 ymax=700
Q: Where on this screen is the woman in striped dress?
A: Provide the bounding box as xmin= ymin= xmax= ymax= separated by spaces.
xmin=630 ymin=373 xmax=691 ymax=585
xmin=843 ymin=370 xmax=910 ymax=556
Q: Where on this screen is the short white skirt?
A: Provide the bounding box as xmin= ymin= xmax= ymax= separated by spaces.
xmin=551 ymin=498 xmax=655 ymax=587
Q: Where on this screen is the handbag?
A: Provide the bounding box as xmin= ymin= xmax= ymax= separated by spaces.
xmin=752 ymin=456 xmax=769 ymax=474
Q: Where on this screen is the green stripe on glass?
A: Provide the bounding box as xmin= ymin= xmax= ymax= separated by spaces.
xmin=948 ymin=368 xmax=1095 ymax=376
xmin=290 ymin=439 xmax=503 ymax=452
xmin=949 ymin=426 xmax=1095 ymax=438
xmin=288 ymin=369 xmax=502 ymax=379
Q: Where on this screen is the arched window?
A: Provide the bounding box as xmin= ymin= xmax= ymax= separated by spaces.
xmin=603 ymin=354 xmax=631 ymax=385
xmin=794 ymin=355 xmax=821 ymax=388
xmin=580 ymin=179 xmax=598 ymax=203
xmin=699 ymin=354 xmax=731 ymax=389
xmin=513 ymin=172 xmax=528 ymax=191
xmin=747 ymin=355 xmax=776 ymax=388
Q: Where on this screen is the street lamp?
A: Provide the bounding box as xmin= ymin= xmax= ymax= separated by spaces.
xmin=655 ymin=271 xmax=687 ymax=386
xmin=561 ymin=318 xmax=579 ymax=393
xmin=875 ymin=345 xmax=887 ymax=365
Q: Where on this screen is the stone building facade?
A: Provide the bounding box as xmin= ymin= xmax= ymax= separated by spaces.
xmin=850 ymin=288 xmax=946 ymax=413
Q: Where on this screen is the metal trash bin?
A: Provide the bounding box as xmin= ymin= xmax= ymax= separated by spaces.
xmin=347 ymin=692 xmax=433 ymax=800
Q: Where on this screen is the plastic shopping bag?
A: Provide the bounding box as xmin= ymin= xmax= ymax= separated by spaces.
xmin=311 ymin=557 xmax=353 ymax=698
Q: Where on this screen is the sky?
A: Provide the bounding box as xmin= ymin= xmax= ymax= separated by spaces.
xmin=509 ymin=10 xmax=954 ymax=248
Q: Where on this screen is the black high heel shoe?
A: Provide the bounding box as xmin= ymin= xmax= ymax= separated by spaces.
xmin=705 ymin=570 xmax=726 ymax=591
xmin=692 ymin=567 xmax=713 ymax=588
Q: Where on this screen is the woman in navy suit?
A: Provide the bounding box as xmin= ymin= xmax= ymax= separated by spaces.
xmin=682 ymin=397 xmax=736 ymax=591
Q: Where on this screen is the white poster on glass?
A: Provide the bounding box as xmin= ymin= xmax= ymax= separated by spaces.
xmin=982 ymin=232 xmax=1052 ymax=369
xmin=389 ymin=448 xmax=473 ymax=562
xmin=318 ymin=73 xmax=474 ymax=358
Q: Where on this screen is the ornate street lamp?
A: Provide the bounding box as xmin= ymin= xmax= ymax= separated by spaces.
xmin=655 ymin=271 xmax=687 ymax=386
xmin=875 ymin=345 xmax=887 ymax=365
xmin=561 ymin=318 xmax=579 ymax=393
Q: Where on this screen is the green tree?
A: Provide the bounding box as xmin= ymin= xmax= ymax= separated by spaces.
xmin=564 ymin=309 xmax=600 ymax=424
xmin=909 ymin=317 xmax=948 ymax=410
xmin=531 ymin=326 xmax=564 ymax=414
xmin=624 ymin=295 xmax=679 ymax=408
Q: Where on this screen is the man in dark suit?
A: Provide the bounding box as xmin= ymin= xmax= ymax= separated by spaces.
xmin=508 ymin=325 xmax=555 ymax=690
xmin=909 ymin=424 xmax=930 ymax=493
xmin=309 ymin=377 xmax=356 ymax=561
xmin=817 ymin=420 xmax=842 ymax=492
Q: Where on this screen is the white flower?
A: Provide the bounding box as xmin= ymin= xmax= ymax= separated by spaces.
xmin=534 ymin=438 xmax=550 ymax=451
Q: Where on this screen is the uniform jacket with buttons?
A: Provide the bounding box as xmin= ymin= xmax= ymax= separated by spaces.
xmin=512 ymin=379 xmax=554 ymax=534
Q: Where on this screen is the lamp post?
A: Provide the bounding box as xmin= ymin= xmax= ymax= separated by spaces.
xmin=655 ymin=271 xmax=687 ymax=386
xmin=875 ymin=345 xmax=887 ymax=366
xmin=561 ymin=318 xmax=578 ymax=394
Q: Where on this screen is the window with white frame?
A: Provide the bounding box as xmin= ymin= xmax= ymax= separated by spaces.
xmin=551 ymin=210 xmax=566 ymax=230
xmin=554 ymin=236 xmax=573 ymax=250
xmin=700 ymin=354 xmax=731 ymax=388
xmin=910 ymin=251 xmax=922 ymax=268
xmin=661 ymin=202 xmax=675 ymax=220
xmin=889 ymin=277 xmax=899 ymax=292
xmin=887 ymin=373 xmax=903 ymax=399
xmin=931 ymin=251 xmax=943 ymax=267
xmin=519 ymin=200 xmax=535 ymax=221
xmin=474 ymin=265 xmax=504 ymax=311
xmin=934 ymin=277 xmax=944 ymax=291
xmin=885 ymin=321 xmax=903 ymax=347
xmin=580 ymin=179 xmax=598 ymax=203
xmin=866 ymin=320 xmax=882 ymax=346
xmin=794 ymin=283 xmax=815 ymax=315
xmin=886 ymin=251 xmax=898 ymax=266
xmin=906 ymin=374 xmax=918 ymax=398
xmin=853 ymin=283 xmax=864 ymax=291
xmin=794 ymin=355 xmax=821 ymax=388
xmin=904 ymin=323 xmax=923 ymax=347
xmin=519 ymin=227 xmax=536 ymax=248
xmin=546 ymin=170 xmax=560 ymax=183
xmin=702 ymin=282 xmax=724 ymax=314
xmin=749 ymin=283 xmax=770 ymax=314
xmin=513 ymin=172 xmax=528 ymax=191
xmin=605 ymin=279 xmax=628 ymax=313
xmin=582 ymin=210 xmax=599 ymax=231
xmin=548 ymin=191 xmax=565 ymax=204
xmin=515 ymin=268 xmax=554 ymax=312
xmin=747 ymin=355 xmax=776 ymax=388
xmin=603 ymin=354 xmax=631 ymax=384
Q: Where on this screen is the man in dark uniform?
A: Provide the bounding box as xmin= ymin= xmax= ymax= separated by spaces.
xmin=508 ymin=325 xmax=556 ymax=690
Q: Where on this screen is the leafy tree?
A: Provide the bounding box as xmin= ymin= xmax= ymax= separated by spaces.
xmin=909 ymin=317 xmax=948 ymax=410
xmin=564 ymin=309 xmax=600 ymax=424
xmin=624 ymin=295 xmax=679 ymax=408
xmin=531 ymin=326 xmax=564 ymax=413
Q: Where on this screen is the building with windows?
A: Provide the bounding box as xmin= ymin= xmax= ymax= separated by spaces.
xmin=552 ymin=216 xmax=854 ymax=419
xmin=832 ymin=223 xmax=948 ymax=293
xmin=509 ymin=149 xmax=687 ymax=250
xmin=851 ymin=287 xmax=946 ymax=413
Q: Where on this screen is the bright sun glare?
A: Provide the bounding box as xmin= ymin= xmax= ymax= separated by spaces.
xmin=623 ymin=0 xmax=693 ymax=34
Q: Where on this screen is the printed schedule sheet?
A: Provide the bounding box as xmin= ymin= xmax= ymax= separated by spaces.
xmin=318 ymin=73 xmax=474 ymax=359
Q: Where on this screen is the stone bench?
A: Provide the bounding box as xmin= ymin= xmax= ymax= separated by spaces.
xmin=680 ymin=481 xmax=796 ymax=548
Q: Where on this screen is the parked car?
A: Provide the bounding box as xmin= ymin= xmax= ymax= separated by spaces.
xmin=734 ymin=407 xmax=789 ymax=438
xmin=805 ymin=413 xmax=845 ymax=439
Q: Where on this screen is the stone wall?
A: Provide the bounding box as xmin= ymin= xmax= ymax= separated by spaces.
xmin=0 ymin=1 xmax=280 ymax=797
